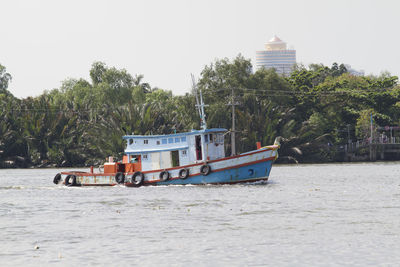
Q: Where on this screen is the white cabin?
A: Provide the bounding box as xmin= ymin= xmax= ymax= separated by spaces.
xmin=123 ymin=128 xmax=227 ymax=171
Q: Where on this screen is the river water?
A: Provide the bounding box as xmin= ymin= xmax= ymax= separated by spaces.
xmin=1 ymin=163 xmax=399 ymax=266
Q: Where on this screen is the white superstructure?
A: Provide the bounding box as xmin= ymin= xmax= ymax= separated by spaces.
xmin=123 ymin=128 xmax=226 ymax=171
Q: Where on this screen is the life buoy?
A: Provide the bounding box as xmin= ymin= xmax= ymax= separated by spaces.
xmin=65 ymin=175 xmax=77 ymax=186
xmin=130 ymin=171 xmax=144 ymax=187
xmin=115 ymin=172 xmax=125 ymax=184
xmin=179 ymin=168 xmax=189 ymax=179
xmin=53 ymin=173 xmax=62 ymax=184
xmin=200 ymin=164 xmax=211 ymax=176
xmin=159 ymin=171 xmax=169 ymax=181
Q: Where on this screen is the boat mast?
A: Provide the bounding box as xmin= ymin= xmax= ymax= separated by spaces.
xmin=192 ymin=75 xmax=207 ymax=130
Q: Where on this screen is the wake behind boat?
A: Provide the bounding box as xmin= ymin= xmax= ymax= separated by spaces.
xmin=53 ymin=82 xmax=279 ymax=187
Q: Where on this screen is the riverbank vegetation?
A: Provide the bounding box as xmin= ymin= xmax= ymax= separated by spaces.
xmin=1 ymin=56 xmax=399 ymax=167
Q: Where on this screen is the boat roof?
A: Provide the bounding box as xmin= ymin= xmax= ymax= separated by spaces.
xmin=123 ymin=128 xmax=227 ymax=139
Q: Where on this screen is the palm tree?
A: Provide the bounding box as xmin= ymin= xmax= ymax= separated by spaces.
xmin=133 ymin=74 xmax=151 ymax=93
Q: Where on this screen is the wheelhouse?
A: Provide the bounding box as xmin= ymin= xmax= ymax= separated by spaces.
xmin=123 ymin=128 xmax=227 ymax=172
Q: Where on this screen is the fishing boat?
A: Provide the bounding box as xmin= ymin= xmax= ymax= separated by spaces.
xmin=53 ymin=85 xmax=279 ymax=187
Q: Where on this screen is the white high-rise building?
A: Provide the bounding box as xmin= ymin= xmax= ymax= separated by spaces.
xmin=256 ymin=35 xmax=296 ymax=75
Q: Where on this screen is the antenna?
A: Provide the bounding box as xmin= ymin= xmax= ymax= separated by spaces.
xmin=199 ymin=87 xmax=207 ymax=130
xmin=191 ymin=74 xmax=202 ymax=117
xmin=191 ymin=74 xmax=208 ymax=130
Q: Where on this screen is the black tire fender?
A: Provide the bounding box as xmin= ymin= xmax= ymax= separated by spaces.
xmin=53 ymin=173 xmax=62 ymax=184
xmin=65 ymin=175 xmax=77 ymax=186
xmin=159 ymin=171 xmax=170 ymax=181
xmin=200 ymin=164 xmax=211 ymax=176
xmin=179 ymin=168 xmax=189 ymax=179
xmin=115 ymin=172 xmax=125 ymax=184
xmin=130 ymin=171 xmax=144 ymax=187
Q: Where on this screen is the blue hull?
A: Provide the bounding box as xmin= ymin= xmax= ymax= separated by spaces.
xmin=155 ymin=159 xmax=273 ymax=185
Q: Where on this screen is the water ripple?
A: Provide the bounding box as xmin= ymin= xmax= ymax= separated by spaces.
xmin=0 ymin=165 xmax=400 ymax=266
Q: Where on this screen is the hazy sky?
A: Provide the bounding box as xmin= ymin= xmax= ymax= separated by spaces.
xmin=1 ymin=0 xmax=399 ymax=98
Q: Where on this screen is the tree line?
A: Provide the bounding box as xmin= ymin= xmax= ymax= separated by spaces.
xmin=0 ymin=56 xmax=399 ymax=167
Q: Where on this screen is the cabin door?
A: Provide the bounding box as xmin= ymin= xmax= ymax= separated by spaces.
xmin=195 ymin=135 xmax=202 ymax=161
xmin=171 ymin=150 xmax=180 ymax=167
xmin=131 ymin=155 xmax=141 ymax=172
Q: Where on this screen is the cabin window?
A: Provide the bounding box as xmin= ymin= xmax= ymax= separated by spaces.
xmin=144 ymin=139 xmax=148 ymax=144
xmin=156 ymin=140 xmax=160 ymax=145
xmin=209 ymin=134 xmax=213 ymax=143
xmin=181 ymin=150 xmax=187 ymax=157
xmin=142 ymin=154 xmax=148 ymax=161
xmin=205 ymin=135 xmax=208 ymax=142
xmin=168 ymin=138 xmax=173 ymax=143
xmin=181 ymin=136 xmax=186 ymax=142
xmin=175 ymin=137 xmax=180 ymax=143
xmin=129 ymin=139 xmax=133 ymax=145
xmin=162 ymin=139 xmax=167 ymax=144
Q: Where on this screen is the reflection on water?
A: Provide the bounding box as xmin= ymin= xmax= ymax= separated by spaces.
xmin=0 ymin=163 xmax=400 ymax=266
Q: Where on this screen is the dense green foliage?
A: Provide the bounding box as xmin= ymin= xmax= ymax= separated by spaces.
xmin=0 ymin=57 xmax=399 ymax=167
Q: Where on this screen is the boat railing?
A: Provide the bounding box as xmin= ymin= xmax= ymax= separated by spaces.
xmin=340 ymin=137 xmax=400 ymax=153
